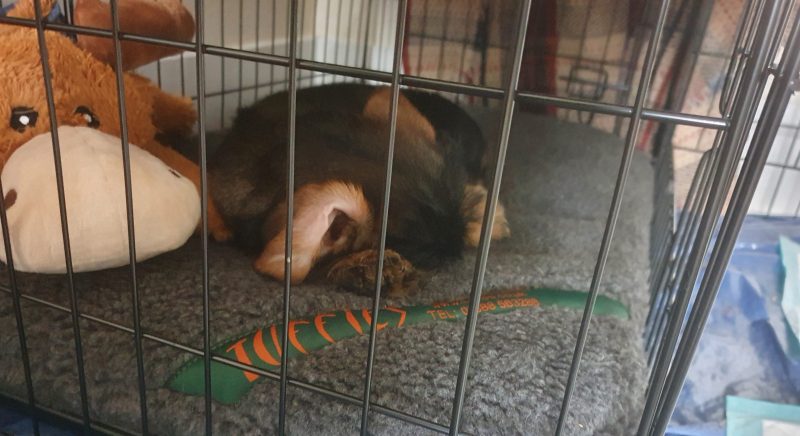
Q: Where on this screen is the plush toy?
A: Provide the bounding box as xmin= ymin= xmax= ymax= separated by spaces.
xmin=168 ymin=288 xmax=630 ymax=404
xmin=73 ymin=0 xmax=196 ymax=71
xmin=0 ymin=0 xmax=230 ymax=273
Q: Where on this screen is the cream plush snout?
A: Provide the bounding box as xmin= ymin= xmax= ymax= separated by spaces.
xmin=0 ymin=126 xmax=200 ymax=273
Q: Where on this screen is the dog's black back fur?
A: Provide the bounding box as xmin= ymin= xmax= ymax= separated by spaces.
xmin=209 ymin=84 xmax=487 ymax=268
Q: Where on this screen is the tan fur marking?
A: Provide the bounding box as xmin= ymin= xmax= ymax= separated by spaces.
xmin=462 ymin=184 xmax=511 ymax=247
xmin=254 ymin=181 xmax=373 ymax=283
xmin=362 ymin=87 xmax=437 ymax=144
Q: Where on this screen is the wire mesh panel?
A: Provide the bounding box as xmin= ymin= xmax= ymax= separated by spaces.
xmin=0 ymin=0 xmax=798 ymax=434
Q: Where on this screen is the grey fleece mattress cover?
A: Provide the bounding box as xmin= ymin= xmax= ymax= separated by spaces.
xmin=0 ymin=113 xmax=652 ymax=435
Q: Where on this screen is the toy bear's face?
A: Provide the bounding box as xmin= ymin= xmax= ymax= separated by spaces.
xmin=0 ymin=28 xmax=157 ymax=168
xmin=0 ymin=25 xmax=207 ymax=273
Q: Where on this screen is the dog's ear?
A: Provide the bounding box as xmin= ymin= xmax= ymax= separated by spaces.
xmin=363 ymin=87 xmax=436 ymax=144
xmin=254 ymin=182 xmax=374 ymax=283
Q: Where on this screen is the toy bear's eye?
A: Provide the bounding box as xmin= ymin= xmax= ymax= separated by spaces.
xmin=75 ymin=106 xmax=99 ymax=128
xmin=9 ymin=107 xmax=38 ymax=132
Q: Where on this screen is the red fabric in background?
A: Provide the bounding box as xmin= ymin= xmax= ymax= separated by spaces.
xmin=518 ymin=0 xmax=558 ymax=114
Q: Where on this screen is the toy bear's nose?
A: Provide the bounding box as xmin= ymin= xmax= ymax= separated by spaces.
xmin=3 ymin=189 xmax=16 ymax=209
xmin=0 ymin=126 xmax=201 ymax=273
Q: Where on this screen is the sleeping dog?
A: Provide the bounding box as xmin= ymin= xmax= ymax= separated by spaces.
xmin=209 ymin=84 xmax=509 ymax=296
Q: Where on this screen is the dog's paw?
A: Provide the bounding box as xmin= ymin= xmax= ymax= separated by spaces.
xmin=327 ymin=249 xmax=419 ymax=298
xmin=197 ymin=221 xmax=233 ymax=242
xmin=211 ymin=225 xmax=233 ymax=242
xmin=462 ymin=183 xmax=511 ymax=247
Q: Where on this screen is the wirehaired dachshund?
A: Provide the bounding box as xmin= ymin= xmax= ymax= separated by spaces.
xmin=209 ymin=84 xmax=509 ymax=296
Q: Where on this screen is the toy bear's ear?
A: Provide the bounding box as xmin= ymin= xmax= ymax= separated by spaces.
xmin=0 ymin=0 xmax=56 ymax=35
xmin=73 ymin=0 xmax=195 ymax=71
xmin=126 ymin=73 xmax=197 ymax=137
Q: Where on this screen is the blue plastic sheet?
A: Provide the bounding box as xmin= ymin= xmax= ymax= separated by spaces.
xmin=668 ymin=215 xmax=800 ymax=435
xmin=779 ymin=238 xmax=800 ymax=351
xmin=726 ymin=396 xmax=800 ymax=436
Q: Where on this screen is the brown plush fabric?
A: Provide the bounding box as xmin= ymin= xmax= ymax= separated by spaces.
xmin=73 ymin=0 xmax=196 ymax=71
xmin=0 ymin=0 xmax=229 ymax=240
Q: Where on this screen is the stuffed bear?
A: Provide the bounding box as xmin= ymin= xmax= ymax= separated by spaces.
xmin=0 ymin=0 xmax=230 ymax=273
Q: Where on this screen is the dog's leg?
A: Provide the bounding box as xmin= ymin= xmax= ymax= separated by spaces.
xmin=327 ymin=249 xmax=420 ymax=298
xmin=462 ymin=183 xmax=511 ymax=247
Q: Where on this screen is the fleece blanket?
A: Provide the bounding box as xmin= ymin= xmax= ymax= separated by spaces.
xmin=0 ymin=112 xmax=652 ymax=434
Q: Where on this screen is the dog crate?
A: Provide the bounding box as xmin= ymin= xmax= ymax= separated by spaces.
xmin=0 ymin=0 xmax=799 ymax=434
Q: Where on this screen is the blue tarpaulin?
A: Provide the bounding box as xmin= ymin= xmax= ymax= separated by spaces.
xmin=668 ymin=215 xmax=800 ymax=435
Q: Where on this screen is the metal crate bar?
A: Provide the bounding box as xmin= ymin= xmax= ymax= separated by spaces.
xmin=555 ymin=0 xmax=674 ymax=432
xmin=649 ymin=150 xmax=677 ymax=274
xmin=0 ymin=121 xmax=39 ymax=436
xmin=720 ymin=0 xmax=759 ymax=116
xmin=237 ymin=0 xmax=244 ymax=109
xmin=0 ymin=7 xmax=38 ymax=432
xmin=190 ymin=0 xmax=214 ymax=433
xmin=447 ymin=1 xmax=532 ymax=434
xmin=645 ymin=0 xmax=781 ymax=411
xmin=253 ymin=0 xmax=262 ymax=99
xmin=0 ymin=14 xmax=731 ymax=131
xmin=0 ymin=282 xmax=452 ymax=434
xmin=648 ymin=148 xmax=676 ymax=275
xmin=220 ymin=0 xmax=227 ymax=129
xmin=343 ymin=0 xmax=356 ymax=73
xmin=647 ymin=226 xmax=672 ymax=298
xmin=645 ymin=0 xmax=766 ymax=364
xmin=321 ymin=0 xmax=332 ymax=81
xmin=650 ymin=7 xmax=800 ymax=434
xmin=30 ymin=0 xmax=90 ymax=429
xmin=107 ymin=0 xmax=149 ymax=432
xmin=648 ymin=153 xmax=720 ymax=355
xmin=375 ymin=1 xmax=388 ymax=72
xmin=436 ymin=0 xmax=452 ymax=80
xmin=277 ymin=0 xmax=299 ymax=432
xmin=63 ymin=0 xmax=74 ymax=29
xmin=359 ymin=0 xmax=408 ymax=434
xmin=453 ymin=0 xmax=475 ymax=106
xmin=652 ymin=0 xmax=723 ymax=156
xmin=333 ymin=0 xmax=343 ymax=73
xmin=636 ymin=1 xmax=786 ymax=433
xmin=644 ymin=146 xmax=717 ymax=358
xmin=360 ymin=0 xmax=374 ymax=71
xmin=270 ymin=0 xmax=277 ymax=94
xmin=645 ymin=21 xmax=769 ymax=424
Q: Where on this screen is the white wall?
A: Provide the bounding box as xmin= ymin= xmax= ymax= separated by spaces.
xmin=133 ymin=0 xmax=401 ymax=131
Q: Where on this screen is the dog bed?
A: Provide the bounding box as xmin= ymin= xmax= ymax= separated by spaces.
xmin=0 ymin=112 xmax=652 ymax=435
